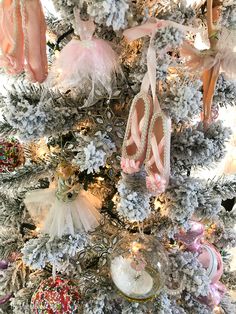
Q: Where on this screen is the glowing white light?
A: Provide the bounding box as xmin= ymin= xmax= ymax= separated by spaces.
xmin=185 ymin=0 xmax=205 ymax=8
xmin=192 ymin=105 xmax=236 ymax=180
xmin=41 ymin=0 xmax=58 ymax=16
xmin=194 ymin=32 xmax=209 ymax=50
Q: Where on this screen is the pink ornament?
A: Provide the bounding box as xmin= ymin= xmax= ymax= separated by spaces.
xmin=0 ymin=0 xmax=48 ymax=83
xmin=0 ymin=294 xmax=12 ymax=305
xmin=47 ymin=9 xmax=120 ymax=107
xmin=175 ymin=221 xmax=205 ymax=252
xmin=197 ymin=282 xmax=226 ymax=309
xmin=0 ymin=260 xmax=8 ymax=270
xmin=176 ymin=221 xmax=226 ymax=308
xmin=198 ymin=243 xmax=223 ymax=284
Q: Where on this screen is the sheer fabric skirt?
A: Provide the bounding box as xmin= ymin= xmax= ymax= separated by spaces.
xmin=24 ymin=188 xmax=102 ymax=238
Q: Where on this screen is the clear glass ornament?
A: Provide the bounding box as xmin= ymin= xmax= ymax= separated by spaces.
xmin=110 ymin=233 xmax=168 ymax=301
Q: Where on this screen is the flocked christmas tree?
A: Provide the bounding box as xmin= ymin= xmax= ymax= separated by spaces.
xmin=0 ymin=0 xmax=236 ymax=313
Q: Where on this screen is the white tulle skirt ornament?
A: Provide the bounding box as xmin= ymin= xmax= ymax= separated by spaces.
xmin=46 ymin=9 xmax=120 ymax=106
xmin=181 ymin=27 xmax=236 ymax=80
xmin=24 ymin=163 xmax=102 ymax=239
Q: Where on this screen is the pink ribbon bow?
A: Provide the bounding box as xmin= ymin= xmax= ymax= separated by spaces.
xmin=124 ymin=18 xmax=195 ymax=110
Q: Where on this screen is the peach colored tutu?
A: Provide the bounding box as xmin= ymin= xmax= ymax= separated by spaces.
xmin=180 ymin=28 xmax=236 ymax=80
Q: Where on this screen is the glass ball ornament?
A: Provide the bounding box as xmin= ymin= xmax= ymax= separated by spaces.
xmin=31 ymin=276 xmax=82 ymax=314
xmin=110 ymin=233 xmax=168 ymax=301
xmin=198 ymin=243 xmax=223 ymax=284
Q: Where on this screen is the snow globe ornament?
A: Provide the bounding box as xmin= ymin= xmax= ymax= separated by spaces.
xmin=110 ymin=233 xmax=168 ymax=301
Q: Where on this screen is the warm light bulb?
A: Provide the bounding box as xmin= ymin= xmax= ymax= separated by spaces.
xmin=213 ymin=306 xmax=222 ymax=314
xmin=194 ymin=32 xmax=209 ymax=50
xmin=131 ymin=242 xmax=143 ymax=253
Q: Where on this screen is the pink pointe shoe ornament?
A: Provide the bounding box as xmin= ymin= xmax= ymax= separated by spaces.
xmin=121 ymin=19 xmax=197 ymax=193
xmin=0 ymin=0 xmax=48 ymax=83
xmin=46 ymin=9 xmax=120 ymax=107
xmin=121 ymin=19 xmax=183 ymax=194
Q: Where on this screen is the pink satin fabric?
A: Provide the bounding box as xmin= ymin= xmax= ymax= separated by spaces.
xmin=123 ymin=19 xmax=172 ymax=193
xmin=123 ymin=18 xmax=196 ymax=44
xmin=21 ymin=0 xmax=48 ymax=83
xmin=0 ymin=0 xmax=24 ymax=74
xmin=0 ymin=0 xmax=47 ymax=83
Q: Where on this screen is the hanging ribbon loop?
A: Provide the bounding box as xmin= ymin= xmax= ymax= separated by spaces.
xmin=124 ymin=19 xmax=197 ymax=112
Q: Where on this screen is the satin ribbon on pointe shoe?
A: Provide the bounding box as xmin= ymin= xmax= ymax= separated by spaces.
xmin=124 ymin=19 xmax=173 ymax=194
xmin=121 ymin=158 xmax=141 ymax=174
xmin=122 ymin=19 xmax=197 ymax=191
xmin=121 ymin=90 xmax=153 ymax=174
xmin=0 ymin=0 xmax=48 ymax=82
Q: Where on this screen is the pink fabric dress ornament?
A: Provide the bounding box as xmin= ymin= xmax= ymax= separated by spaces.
xmin=46 ymin=9 xmax=120 ymax=107
xmin=0 ymin=0 xmax=48 ymax=83
xmin=175 ymin=221 xmax=226 ymax=308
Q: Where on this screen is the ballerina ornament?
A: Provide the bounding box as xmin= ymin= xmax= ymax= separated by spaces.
xmin=24 ymin=163 xmax=102 ymax=239
xmin=180 ymin=0 xmax=236 ymax=126
xmin=46 ymin=9 xmax=120 ymax=107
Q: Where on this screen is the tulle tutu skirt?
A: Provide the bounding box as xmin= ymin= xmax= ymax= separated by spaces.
xmin=24 ymin=187 xmax=102 ymax=238
xmin=46 ymin=37 xmax=119 ymax=106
